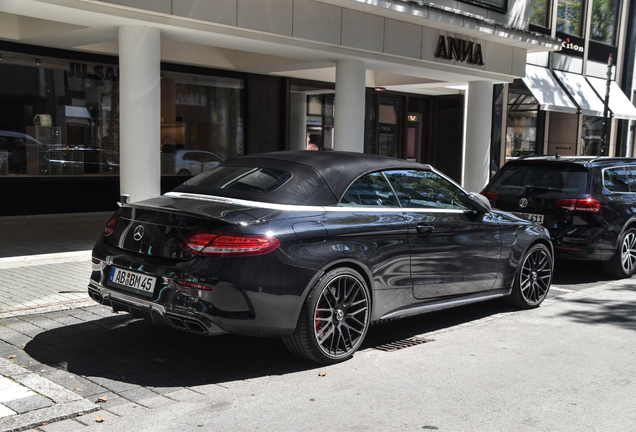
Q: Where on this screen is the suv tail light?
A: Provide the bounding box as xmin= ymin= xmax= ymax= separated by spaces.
xmin=181 ymin=231 xmax=280 ymax=257
xmin=555 ymin=198 xmax=601 ymax=213
xmin=480 ymin=191 xmax=497 ymax=202
xmin=103 ymin=213 xmax=118 ymax=236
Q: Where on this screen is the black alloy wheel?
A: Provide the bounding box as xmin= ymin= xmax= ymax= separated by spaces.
xmin=509 ymin=243 xmax=552 ymax=308
xmin=604 ymin=228 xmax=636 ymax=279
xmin=283 ymin=268 xmax=370 ymax=364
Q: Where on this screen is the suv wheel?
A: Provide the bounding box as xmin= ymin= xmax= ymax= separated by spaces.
xmin=604 ymin=228 xmax=636 ymax=279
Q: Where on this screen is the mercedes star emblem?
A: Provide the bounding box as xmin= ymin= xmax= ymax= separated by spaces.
xmin=133 ymin=225 xmax=145 ymax=241
xmin=519 ymin=198 xmax=529 ymax=209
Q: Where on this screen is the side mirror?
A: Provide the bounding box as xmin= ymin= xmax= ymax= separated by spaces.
xmin=467 ymin=192 xmax=491 ymax=214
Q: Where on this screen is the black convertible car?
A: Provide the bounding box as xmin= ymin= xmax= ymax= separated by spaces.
xmin=89 ymin=151 xmax=553 ymax=364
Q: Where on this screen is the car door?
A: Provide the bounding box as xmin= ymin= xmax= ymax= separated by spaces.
xmin=384 ymin=169 xmax=502 ymax=299
xmin=325 ymin=171 xmax=412 ymax=292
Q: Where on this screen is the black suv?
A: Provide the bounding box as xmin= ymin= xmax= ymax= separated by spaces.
xmin=481 ymin=156 xmax=636 ymax=278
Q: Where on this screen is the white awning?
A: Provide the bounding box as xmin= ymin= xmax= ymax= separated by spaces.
xmin=65 ymin=106 xmax=92 ymax=119
xmin=553 ymin=71 xmax=606 ymax=117
xmin=522 ymin=65 xmax=578 ymax=114
xmin=587 ymin=77 xmax=636 ymax=120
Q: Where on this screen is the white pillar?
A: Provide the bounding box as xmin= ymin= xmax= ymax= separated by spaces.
xmin=119 ymin=25 xmax=161 ymax=202
xmin=334 ymin=60 xmax=366 ymax=153
xmin=463 ymin=81 xmax=494 ymax=192
xmin=289 ymin=92 xmax=308 ymax=151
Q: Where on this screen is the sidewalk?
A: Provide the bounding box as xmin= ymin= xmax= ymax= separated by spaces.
xmin=0 ymin=358 xmax=98 ymax=432
xmin=0 ymin=212 xmax=109 ymax=318
xmin=0 ymin=213 xmax=107 ymax=431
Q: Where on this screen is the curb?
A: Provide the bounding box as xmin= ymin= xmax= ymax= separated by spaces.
xmin=0 ymin=358 xmax=99 ymax=432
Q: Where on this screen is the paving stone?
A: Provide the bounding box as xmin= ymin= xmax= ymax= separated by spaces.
xmin=117 ymin=387 xmax=159 ymax=403
xmin=74 ymin=409 xmax=120 ymax=426
xmin=85 ymin=374 xmax=139 ymax=393
xmin=4 ymin=394 xmax=54 ymax=414
xmin=88 ymin=392 xmax=128 ymax=410
xmin=39 ymin=418 xmax=86 ymax=432
xmin=136 ymin=395 xmax=176 ymax=409
xmin=103 ymin=401 xmax=148 ymax=417
xmin=43 ymin=369 xmax=107 ymax=397
xmin=162 ymin=388 xmax=205 ymax=402
xmin=0 ymin=404 xmax=17 ymax=417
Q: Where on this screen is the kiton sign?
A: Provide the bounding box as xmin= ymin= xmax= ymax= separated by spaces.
xmin=562 ymin=38 xmax=584 ymax=53
xmin=434 ymin=36 xmax=484 ymax=66
xmin=69 ymin=63 xmax=119 ymax=81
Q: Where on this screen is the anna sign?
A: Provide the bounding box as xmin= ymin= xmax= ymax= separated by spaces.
xmin=434 ymin=36 xmax=485 ymax=66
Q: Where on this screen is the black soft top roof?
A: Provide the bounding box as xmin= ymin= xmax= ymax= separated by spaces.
xmin=173 ymin=150 xmax=431 ymax=206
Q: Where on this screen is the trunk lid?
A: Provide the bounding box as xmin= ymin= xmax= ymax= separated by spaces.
xmin=104 ymin=195 xmax=262 ymax=260
xmin=484 ymin=161 xmax=591 ymax=228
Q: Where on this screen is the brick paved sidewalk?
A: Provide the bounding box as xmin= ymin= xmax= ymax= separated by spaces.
xmin=0 ymin=358 xmax=98 ymax=432
xmin=0 ymin=253 xmax=94 ymax=320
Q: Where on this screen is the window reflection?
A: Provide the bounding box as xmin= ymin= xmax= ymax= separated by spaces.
xmin=557 ymin=0 xmax=583 ymax=36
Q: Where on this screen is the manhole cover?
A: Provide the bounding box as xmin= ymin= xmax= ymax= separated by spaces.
xmin=375 ymin=337 xmax=433 ymax=352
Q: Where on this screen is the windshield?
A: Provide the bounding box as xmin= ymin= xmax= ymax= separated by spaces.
xmin=489 ymin=163 xmax=588 ymax=194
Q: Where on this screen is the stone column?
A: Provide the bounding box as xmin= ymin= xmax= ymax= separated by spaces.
xmin=119 ymin=25 xmax=161 ymax=202
xmin=464 ymin=81 xmax=494 ymax=192
xmin=334 ymin=60 xmax=366 ymax=153
xmin=290 ymin=92 xmax=308 ymax=151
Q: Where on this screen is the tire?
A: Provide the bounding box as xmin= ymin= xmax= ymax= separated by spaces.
xmin=603 ymin=228 xmax=636 ymax=279
xmin=177 ymin=169 xmax=191 ymax=176
xmin=508 ymin=243 xmax=553 ymax=309
xmin=283 ymin=268 xmax=371 ymax=364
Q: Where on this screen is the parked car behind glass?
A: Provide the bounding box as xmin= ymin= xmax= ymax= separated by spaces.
xmin=482 ymin=156 xmax=636 ymax=278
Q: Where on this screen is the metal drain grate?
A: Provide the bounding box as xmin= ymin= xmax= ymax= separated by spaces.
xmin=374 ymin=337 xmax=433 ymax=352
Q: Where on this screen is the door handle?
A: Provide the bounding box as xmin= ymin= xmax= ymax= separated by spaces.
xmin=416 ymin=224 xmax=434 ymax=234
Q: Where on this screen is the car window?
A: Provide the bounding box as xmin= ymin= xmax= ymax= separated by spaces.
xmin=384 ymin=169 xmax=470 ymax=210
xmin=604 ymin=167 xmax=632 ymax=192
xmin=339 ymin=172 xmax=399 ymax=207
xmin=183 ymin=166 xmax=292 ymax=193
xmin=489 ymin=163 xmax=588 ymax=194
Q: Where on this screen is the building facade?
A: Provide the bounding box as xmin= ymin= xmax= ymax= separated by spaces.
xmin=0 ymin=0 xmax=562 ymax=216
xmin=494 ymin=0 xmax=636 ymax=169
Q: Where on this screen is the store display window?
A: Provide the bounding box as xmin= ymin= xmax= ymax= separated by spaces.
xmin=160 ymin=71 xmax=243 ymax=176
xmin=505 ymin=90 xmax=539 ymax=161
xmin=0 ymin=53 xmax=120 ymax=176
xmin=581 ymin=116 xmax=604 ymax=155
xmin=0 ymin=51 xmax=244 ymax=178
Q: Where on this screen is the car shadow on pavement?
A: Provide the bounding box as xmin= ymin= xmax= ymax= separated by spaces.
xmin=22 ymin=300 xmax=514 ymax=393
xmin=552 ymin=258 xmax=612 ymax=286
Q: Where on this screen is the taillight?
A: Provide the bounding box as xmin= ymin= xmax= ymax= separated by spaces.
xmin=176 ymin=280 xmax=214 ymax=291
xmin=181 ymin=231 xmax=280 ymax=257
xmin=480 ymin=191 xmax=497 ymax=202
xmin=555 ymin=198 xmax=601 ymax=213
xmin=103 ymin=213 xmax=118 ymax=236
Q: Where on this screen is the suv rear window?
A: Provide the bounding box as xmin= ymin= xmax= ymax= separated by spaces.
xmin=489 ymin=163 xmax=588 ymax=194
xmin=182 ymin=166 xmax=292 ymax=193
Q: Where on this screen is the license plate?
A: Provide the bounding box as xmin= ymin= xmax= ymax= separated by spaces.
xmin=513 ymin=212 xmax=545 ymax=224
xmin=109 ymin=267 xmax=156 ymax=295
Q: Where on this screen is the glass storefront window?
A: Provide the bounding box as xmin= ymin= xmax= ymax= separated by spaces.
xmin=0 ymin=52 xmax=244 ymax=178
xmin=590 ymin=0 xmax=617 ymax=45
xmin=581 ymin=116 xmax=604 ymax=155
xmin=556 ymin=0 xmax=583 ymax=36
xmin=160 ymin=71 xmax=243 ymax=176
xmin=506 ymin=91 xmax=539 ymax=161
xmin=530 ymin=0 xmax=551 ymax=28
xmin=0 ymin=53 xmax=120 ymax=176
xmin=289 ymin=83 xmax=335 ymax=151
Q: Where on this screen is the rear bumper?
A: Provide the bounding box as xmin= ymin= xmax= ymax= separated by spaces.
xmin=88 ymin=281 xmax=227 ymax=336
